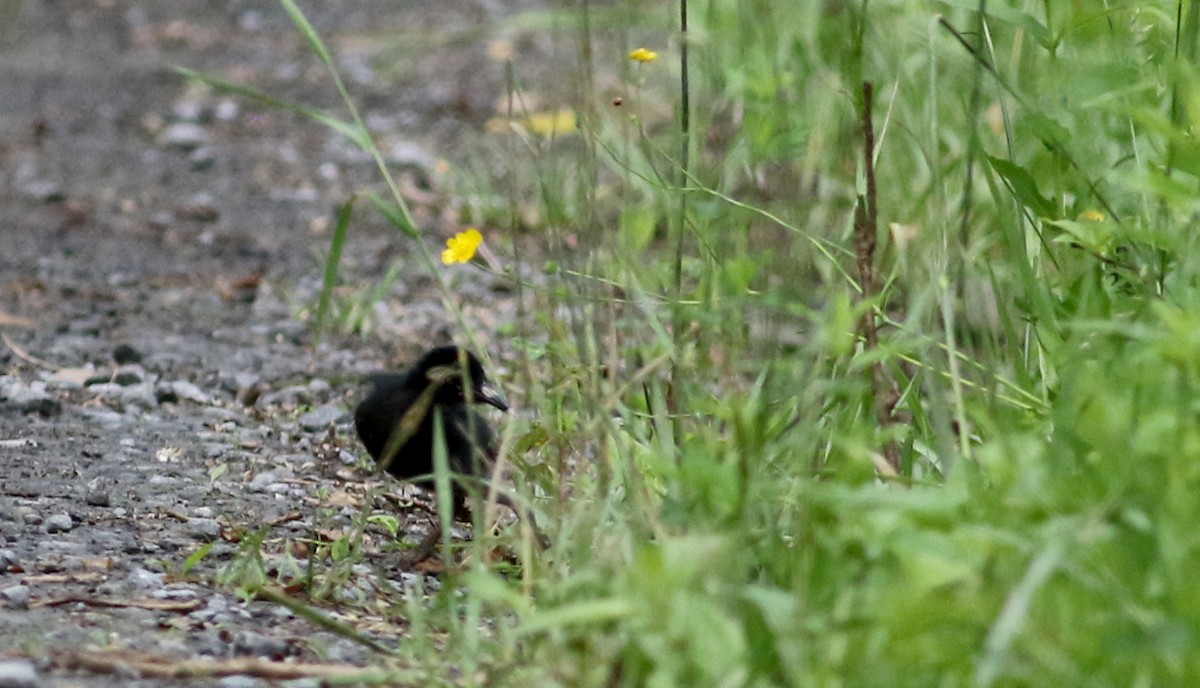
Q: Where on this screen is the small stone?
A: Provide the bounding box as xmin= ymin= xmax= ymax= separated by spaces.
xmin=154 ymin=383 xmax=179 ymax=404
xmin=214 ymin=99 xmax=240 ymax=121
xmin=119 ymin=382 xmax=158 ymax=409
xmin=189 ymin=594 xmax=228 ymax=622
xmin=1 ymin=379 xmax=61 ymax=417
xmin=232 ymin=629 xmax=289 ymax=658
xmin=78 ymin=406 xmax=125 ymax=427
xmin=85 ymin=476 xmax=112 ymax=507
xmin=170 ymin=380 xmax=212 ymax=404
xmin=128 ymin=566 xmax=165 ymax=590
xmin=1 ymin=585 xmax=30 ymax=609
xmin=202 ymin=442 xmax=235 ymax=459
xmin=218 ymin=676 xmax=261 ymax=688
xmin=112 ymin=364 xmax=146 ymax=385
xmin=248 ymin=471 xmax=279 ymax=492
xmin=0 ymin=659 xmax=38 ymax=687
xmin=112 ymin=344 xmax=143 ymax=364
xmin=18 ymin=178 xmax=66 ymax=203
xmin=0 ymin=549 xmax=18 ymax=569
xmin=187 ymin=518 xmax=221 ymax=539
xmin=45 ymin=514 xmax=73 ymax=533
xmin=190 ymin=146 xmax=216 ymax=170
xmin=298 ymin=404 xmax=348 ymax=432
xmin=159 ymin=122 xmax=209 ymax=150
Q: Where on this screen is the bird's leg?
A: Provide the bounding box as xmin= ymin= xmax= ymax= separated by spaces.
xmin=405 ymin=511 xmax=443 ymax=566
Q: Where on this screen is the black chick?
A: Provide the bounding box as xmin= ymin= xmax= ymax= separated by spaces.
xmin=353 ymin=346 xmax=508 ymax=519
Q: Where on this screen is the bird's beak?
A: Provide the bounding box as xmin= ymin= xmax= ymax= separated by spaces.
xmin=476 ymin=380 xmax=509 ymax=412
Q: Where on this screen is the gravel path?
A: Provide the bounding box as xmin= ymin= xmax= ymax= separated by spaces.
xmin=0 ymin=2 xmax=527 ymax=684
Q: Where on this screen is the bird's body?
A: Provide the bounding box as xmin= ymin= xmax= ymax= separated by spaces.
xmin=353 ymin=346 xmax=507 ymax=519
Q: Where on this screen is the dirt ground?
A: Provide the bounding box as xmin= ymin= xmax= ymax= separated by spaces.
xmin=0 ymin=1 xmax=539 ymax=684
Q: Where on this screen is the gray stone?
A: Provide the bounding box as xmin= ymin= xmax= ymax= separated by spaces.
xmin=298 ymin=404 xmax=348 ymax=432
xmin=190 ymin=146 xmax=216 ymax=170
xmin=160 ymin=122 xmax=209 ymax=150
xmin=170 ymin=380 xmax=212 ymax=404
xmin=1 ymin=379 xmax=61 ymax=417
xmin=112 ymin=365 xmax=146 ymax=385
xmin=45 ymin=514 xmax=73 ymax=533
xmin=1 ymin=585 xmax=30 ymax=610
xmin=119 ymin=382 xmax=158 ymax=409
xmin=17 ymin=179 xmax=65 ymax=203
xmin=0 ymin=660 xmax=38 ymax=688
xmin=187 ymin=518 xmax=221 ymax=539
xmin=85 ymin=476 xmax=112 ymax=506
xmin=128 ymin=566 xmax=165 ymax=590
xmin=232 ymin=629 xmax=289 ymax=658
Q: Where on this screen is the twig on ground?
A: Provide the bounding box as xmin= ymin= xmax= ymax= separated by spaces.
xmin=51 ymin=649 xmax=401 ymax=683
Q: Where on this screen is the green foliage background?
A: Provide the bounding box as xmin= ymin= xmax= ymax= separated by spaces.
xmin=247 ymin=1 xmax=1200 ymax=685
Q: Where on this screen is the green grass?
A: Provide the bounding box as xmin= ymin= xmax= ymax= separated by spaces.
xmin=197 ymin=0 xmax=1200 ymax=685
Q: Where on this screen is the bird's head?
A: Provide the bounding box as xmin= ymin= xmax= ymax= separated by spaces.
xmin=414 ymin=346 xmax=509 ymax=411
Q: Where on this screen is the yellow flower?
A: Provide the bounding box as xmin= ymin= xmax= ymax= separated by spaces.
xmin=629 ymin=48 xmax=658 ymax=63
xmin=1077 ymin=209 xmax=1106 ymax=222
xmin=442 ymin=228 xmax=483 ymax=265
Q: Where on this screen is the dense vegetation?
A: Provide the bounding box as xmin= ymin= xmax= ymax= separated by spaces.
xmin=219 ymin=2 xmax=1200 ymax=685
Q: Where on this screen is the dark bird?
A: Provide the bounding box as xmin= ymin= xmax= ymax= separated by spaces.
xmin=353 ymin=345 xmax=509 ymax=519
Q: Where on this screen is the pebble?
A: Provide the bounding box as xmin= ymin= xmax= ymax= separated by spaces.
xmin=258 ymin=384 xmax=311 ymax=407
xmin=17 ymin=178 xmax=65 ymax=203
xmin=0 ymin=660 xmax=38 ymax=688
xmin=170 ymin=380 xmax=212 ymax=404
xmin=0 ymin=549 xmax=17 ymax=569
xmin=248 ymin=470 xmax=281 ymax=492
xmin=298 ymin=404 xmax=348 ymax=432
xmin=0 ymin=378 xmax=61 ymax=417
xmin=190 ymin=146 xmax=216 ymax=170
xmin=128 ymin=566 xmax=165 ymax=590
xmin=120 ymin=382 xmax=158 ymax=409
xmin=186 ymin=518 xmax=221 ymax=539
xmin=112 ymin=343 xmax=143 ymax=364
xmin=189 ymin=594 xmax=228 ymax=622
xmin=77 ymin=406 xmax=125 ymax=427
xmin=159 ymin=122 xmax=210 ymax=150
xmin=45 ymin=514 xmax=74 ymax=533
xmin=215 ymin=98 xmax=240 ymax=121
xmin=112 ymin=364 xmax=146 ymax=385
xmin=1 ymin=585 xmax=30 ymax=610
xmin=85 ymin=476 xmax=112 ymax=506
xmin=232 ymin=629 xmax=289 ymax=658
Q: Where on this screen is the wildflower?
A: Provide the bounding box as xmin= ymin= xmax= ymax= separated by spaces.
xmin=524 ymin=108 xmax=577 ymax=136
xmin=629 ymin=47 xmax=658 ymax=63
xmin=1077 ymin=210 xmax=1106 ymax=222
xmin=442 ymin=228 xmax=483 ymax=265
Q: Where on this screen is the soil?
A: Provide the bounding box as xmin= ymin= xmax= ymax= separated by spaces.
xmin=0 ymin=1 xmax=538 ymax=684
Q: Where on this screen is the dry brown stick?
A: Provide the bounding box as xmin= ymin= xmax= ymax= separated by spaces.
xmin=854 ymin=81 xmax=901 ymax=475
xmin=0 ymin=331 xmax=58 ymax=371
xmin=51 ymin=649 xmax=397 ymax=682
xmin=32 ymin=596 xmax=201 ymax=612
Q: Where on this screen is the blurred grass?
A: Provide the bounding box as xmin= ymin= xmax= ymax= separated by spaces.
xmin=214 ymin=0 xmax=1200 ymax=685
